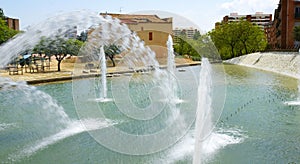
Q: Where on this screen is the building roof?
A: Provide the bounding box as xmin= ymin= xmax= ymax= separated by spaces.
xmin=227 ymin=12 xmax=272 ymax=18
xmin=100 ymin=13 xmax=172 ymax=24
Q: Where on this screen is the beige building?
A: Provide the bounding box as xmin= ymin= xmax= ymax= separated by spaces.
xmin=100 ymin=13 xmax=173 ymax=57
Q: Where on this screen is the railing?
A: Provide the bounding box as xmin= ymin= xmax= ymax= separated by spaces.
xmin=295 ymin=13 xmax=300 ymax=18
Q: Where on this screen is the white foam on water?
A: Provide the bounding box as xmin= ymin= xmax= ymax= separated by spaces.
xmin=284 ymin=101 xmax=300 ymax=106
xmin=9 ymin=118 xmax=116 ymax=162
xmin=162 ymin=128 xmax=245 ymax=164
xmin=89 ymin=98 xmax=114 ymax=103
xmin=201 ymin=128 xmax=245 ymax=156
xmin=0 ymin=123 xmax=17 ymax=131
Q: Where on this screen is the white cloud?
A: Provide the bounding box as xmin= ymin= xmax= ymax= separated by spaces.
xmin=220 ymin=0 xmax=278 ymax=15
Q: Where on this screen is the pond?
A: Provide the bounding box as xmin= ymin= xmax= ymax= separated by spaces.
xmin=0 ymin=64 xmax=300 ymax=163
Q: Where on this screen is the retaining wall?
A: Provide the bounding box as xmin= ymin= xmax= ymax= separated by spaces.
xmin=224 ymin=52 xmax=300 ymax=79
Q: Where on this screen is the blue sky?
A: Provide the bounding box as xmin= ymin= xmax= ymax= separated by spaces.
xmin=0 ymin=0 xmax=278 ymax=32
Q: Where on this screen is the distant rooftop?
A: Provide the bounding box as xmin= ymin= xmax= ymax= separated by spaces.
xmin=228 ymin=12 xmax=271 ymax=17
xmin=100 ymin=13 xmax=172 ymax=24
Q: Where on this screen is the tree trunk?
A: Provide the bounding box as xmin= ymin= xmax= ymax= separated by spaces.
xmin=108 ymin=56 xmax=115 ymax=67
xmin=57 ymin=60 xmax=61 ymax=72
xmin=243 ymin=43 xmax=248 ymax=54
xmin=231 ymin=45 xmax=235 ymax=58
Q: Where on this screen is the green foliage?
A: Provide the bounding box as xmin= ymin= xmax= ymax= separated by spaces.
xmin=0 ymin=8 xmax=5 ymax=20
xmin=209 ymin=20 xmax=267 ymax=60
xmin=193 ymin=30 xmax=201 ymax=40
xmin=173 ymin=33 xmax=220 ymax=61
xmin=104 ymin=44 xmax=121 ymax=67
xmin=0 ymin=11 xmax=18 ymax=45
xmin=293 ymin=26 xmax=300 ymax=41
xmin=66 ymin=39 xmax=85 ymax=55
xmin=33 ymin=35 xmax=84 ymax=71
xmin=77 ymin=31 xmax=88 ymax=42
xmin=173 ymin=35 xmax=195 ymax=56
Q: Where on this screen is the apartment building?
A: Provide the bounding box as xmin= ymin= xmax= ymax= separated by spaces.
xmin=271 ymin=0 xmax=300 ymax=49
xmin=222 ymin=12 xmax=272 ymax=30
xmin=173 ymin=27 xmax=199 ymax=43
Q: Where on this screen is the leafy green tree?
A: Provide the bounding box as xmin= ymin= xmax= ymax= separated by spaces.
xmin=194 ymin=34 xmax=220 ymax=61
xmin=0 ymin=9 xmax=18 ymax=45
xmin=77 ymin=30 xmax=88 ymax=42
xmin=293 ymin=26 xmax=300 ymax=41
xmin=51 ymin=36 xmax=84 ymax=71
xmin=104 ymin=44 xmax=120 ymax=67
xmin=193 ymin=30 xmax=201 ymax=40
xmin=0 ymin=8 xmax=5 ymax=20
xmin=173 ymin=34 xmax=195 ymax=57
xmin=33 ymin=36 xmax=84 ymax=71
xmin=32 ymin=36 xmax=51 ymax=56
xmin=209 ymin=20 xmax=267 ymax=60
xmin=210 ymin=22 xmax=240 ymax=58
xmin=0 ymin=19 xmax=18 ymax=44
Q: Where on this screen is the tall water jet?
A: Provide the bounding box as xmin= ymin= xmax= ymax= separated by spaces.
xmin=283 ymin=51 xmax=300 ymax=104
xmin=166 ymin=35 xmax=181 ymax=104
xmin=193 ymin=58 xmax=213 ymax=164
xmin=94 ymin=46 xmax=113 ymax=102
xmin=100 ymin=46 xmax=107 ymax=99
xmin=99 ymin=46 xmax=107 ymax=99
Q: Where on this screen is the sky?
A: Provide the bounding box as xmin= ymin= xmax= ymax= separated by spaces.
xmin=0 ymin=0 xmax=278 ymax=32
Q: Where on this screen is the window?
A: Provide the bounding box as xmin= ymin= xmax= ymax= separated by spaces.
xmin=149 ymin=32 xmax=153 ymax=41
xmin=295 ymin=7 xmax=300 ymax=18
xmin=141 ymin=27 xmax=144 ymax=31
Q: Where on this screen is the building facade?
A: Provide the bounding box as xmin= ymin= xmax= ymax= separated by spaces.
xmin=5 ymin=17 xmax=19 ymax=31
xmin=222 ymin=12 xmax=272 ymax=30
xmin=173 ymin=27 xmax=199 ymax=43
xmin=100 ymin=13 xmax=173 ymax=57
xmin=271 ymin=0 xmax=300 ymax=49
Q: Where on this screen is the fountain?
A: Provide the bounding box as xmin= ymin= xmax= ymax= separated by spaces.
xmin=284 ymin=83 xmax=300 ymax=105
xmin=193 ymin=58 xmax=213 ymax=164
xmin=94 ymin=46 xmax=113 ymax=102
xmin=0 ymin=11 xmax=127 ymax=162
xmin=0 ymin=10 xmax=232 ymax=163
xmin=166 ymin=35 xmax=183 ymax=104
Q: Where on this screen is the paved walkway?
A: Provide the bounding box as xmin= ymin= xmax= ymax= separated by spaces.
xmin=0 ymin=57 xmax=200 ymax=85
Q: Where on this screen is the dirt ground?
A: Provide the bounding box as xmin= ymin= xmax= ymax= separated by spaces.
xmin=0 ymin=56 xmax=199 ymax=83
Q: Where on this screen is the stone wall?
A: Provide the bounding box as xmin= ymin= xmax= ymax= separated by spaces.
xmin=224 ymin=52 xmax=300 ymax=79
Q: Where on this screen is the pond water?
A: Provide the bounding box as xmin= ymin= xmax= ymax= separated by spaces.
xmin=1 ymin=64 xmax=300 ymax=163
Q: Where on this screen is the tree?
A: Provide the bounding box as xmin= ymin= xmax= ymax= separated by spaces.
xmin=50 ymin=36 xmax=84 ymax=71
xmin=0 ymin=8 xmax=5 ymax=20
xmin=104 ymin=44 xmax=121 ymax=67
xmin=193 ymin=30 xmax=201 ymax=40
xmin=0 ymin=9 xmax=18 ymax=45
xmin=33 ymin=35 xmax=84 ymax=71
xmin=77 ymin=30 xmax=88 ymax=42
xmin=209 ymin=20 xmax=267 ymax=60
xmin=173 ymin=34 xmax=197 ymax=57
xmin=293 ymin=26 xmax=300 ymax=41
